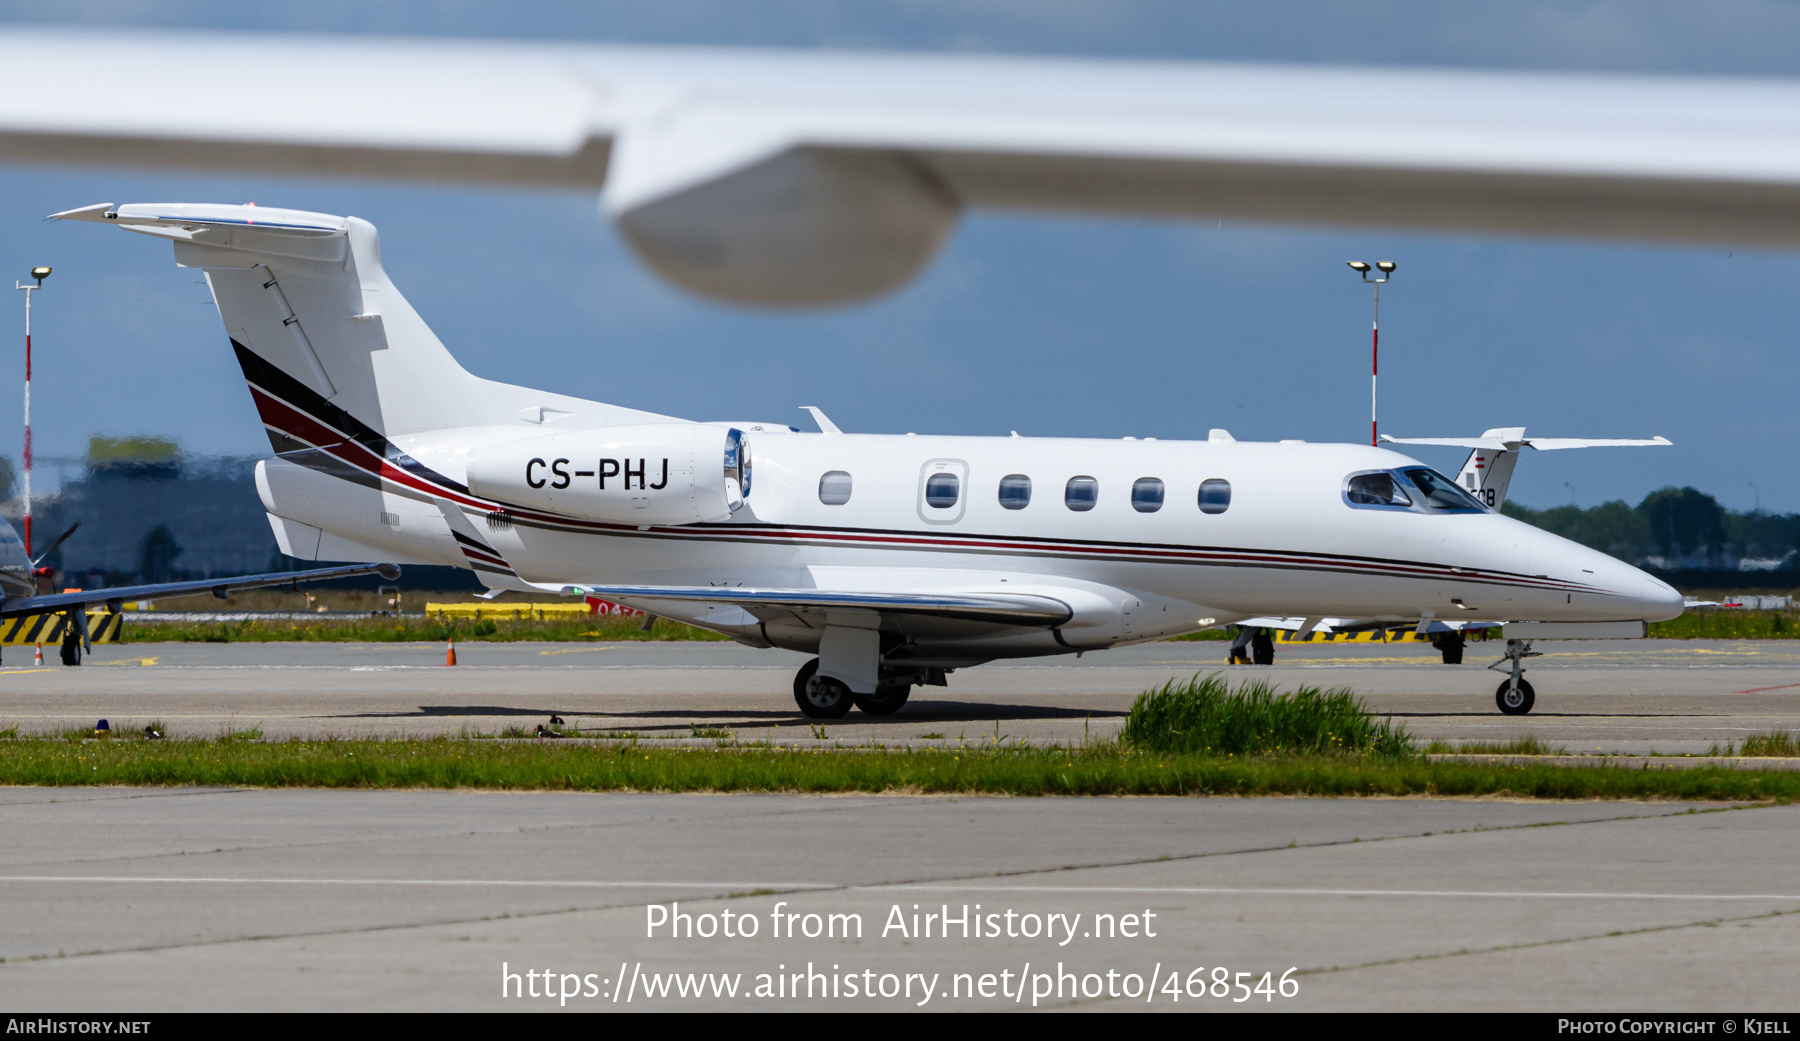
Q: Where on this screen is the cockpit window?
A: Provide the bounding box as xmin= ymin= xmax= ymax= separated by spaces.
xmin=1345 ymin=471 xmax=1413 ymax=508
xmin=1402 ymin=467 xmax=1486 ymax=511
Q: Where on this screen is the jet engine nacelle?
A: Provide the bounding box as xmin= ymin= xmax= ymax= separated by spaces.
xmin=465 ymin=424 xmax=750 ymax=525
xmin=611 ymin=148 xmax=959 ymax=307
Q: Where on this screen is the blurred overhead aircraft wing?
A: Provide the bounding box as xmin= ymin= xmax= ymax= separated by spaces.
xmin=6 ymin=29 xmax=1800 ymax=304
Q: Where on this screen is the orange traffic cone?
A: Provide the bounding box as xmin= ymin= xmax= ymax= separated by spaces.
xmin=32 ymin=643 xmax=42 ymax=665
xmin=445 ymin=634 xmax=457 ymax=667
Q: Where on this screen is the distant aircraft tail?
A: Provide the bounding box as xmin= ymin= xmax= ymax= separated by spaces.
xmin=1380 ymin=427 xmax=1672 ymax=509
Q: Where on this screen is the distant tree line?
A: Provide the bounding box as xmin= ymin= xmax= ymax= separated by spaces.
xmin=1503 ymin=487 xmax=1800 ymax=569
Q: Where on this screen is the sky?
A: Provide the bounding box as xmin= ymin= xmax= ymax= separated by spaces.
xmin=0 ymin=1 xmax=1796 ymax=511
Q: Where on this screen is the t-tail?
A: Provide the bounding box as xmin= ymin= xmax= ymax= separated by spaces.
xmin=50 ymin=202 xmax=676 ymax=590
xmin=1380 ymin=428 xmax=1672 ymax=510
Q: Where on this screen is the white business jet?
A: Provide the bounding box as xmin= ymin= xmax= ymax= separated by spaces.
xmin=54 ymin=202 xmax=1683 ymax=718
xmin=1231 ymin=428 xmax=1674 ymax=666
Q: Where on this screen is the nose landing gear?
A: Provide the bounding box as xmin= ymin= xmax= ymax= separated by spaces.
xmin=1488 ymin=639 xmax=1540 ymax=715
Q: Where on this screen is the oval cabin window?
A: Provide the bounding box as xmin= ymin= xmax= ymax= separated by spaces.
xmin=1131 ymin=477 xmax=1165 ymax=513
xmin=925 ymin=472 xmax=961 ymax=508
xmin=1065 ymin=476 xmax=1099 ymax=512
xmin=1198 ymin=479 xmax=1232 ymax=515
xmin=818 ymin=470 xmax=852 ymax=506
xmin=998 ymin=474 xmax=1032 ymax=510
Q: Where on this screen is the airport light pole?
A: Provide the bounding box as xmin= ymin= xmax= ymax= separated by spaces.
xmin=14 ymin=266 xmax=48 ymax=557
xmin=1346 ymin=260 xmax=1395 ymax=446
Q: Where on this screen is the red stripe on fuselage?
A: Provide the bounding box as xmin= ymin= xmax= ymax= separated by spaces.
xmin=246 ymin=384 xmax=1596 ymax=597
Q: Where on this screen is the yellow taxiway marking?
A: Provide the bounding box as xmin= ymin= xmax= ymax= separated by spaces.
xmin=0 ymin=668 xmax=55 ymax=675
xmin=94 ymin=657 xmax=158 ymax=668
xmin=538 ymin=646 xmax=622 ymax=656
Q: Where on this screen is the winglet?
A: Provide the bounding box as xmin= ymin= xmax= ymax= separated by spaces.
xmin=800 ymin=406 xmax=842 ymax=435
xmin=47 ymin=202 xmax=115 ymax=223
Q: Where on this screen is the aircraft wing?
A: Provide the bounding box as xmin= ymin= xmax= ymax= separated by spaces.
xmin=10 ymin=29 xmax=1800 ymax=303
xmin=563 ymin=584 xmax=1075 ymax=627
xmin=0 ymin=562 xmax=399 ymax=619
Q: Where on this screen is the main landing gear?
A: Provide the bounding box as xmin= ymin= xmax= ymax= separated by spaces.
xmin=1432 ymin=630 xmax=1466 ymax=665
xmin=792 ymin=658 xmax=934 ymax=719
xmin=1227 ymin=626 xmax=1275 ymax=666
xmin=1488 ymin=639 xmax=1540 ymax=715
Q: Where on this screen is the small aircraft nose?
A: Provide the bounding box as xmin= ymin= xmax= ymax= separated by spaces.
xmin=1588 ymin=553 xmax=1685 ymax=622
xmin=1628 ymin=568 xmax=1686 ymax=623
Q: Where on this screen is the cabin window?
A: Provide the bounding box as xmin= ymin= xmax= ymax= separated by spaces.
xmin=1131 ymin=477 xmax=1164 ymax=513
xmin=1065 ymin=476 xmax=1099 ymax=511
xmin=925 ymin=472 xmax=961 ymax=508
xmin=1344 ymin=471 xmax=1414 ymax=508
xmin=1402 ymin=467 xmax=1486 ymax=511
xmin=818 ymin=470 xmax=852 ymax=506
xmin=998 ymin=474 xmax=1032 ymax=510
xmin=1198 ymin=479 xmax=1232 ymax=515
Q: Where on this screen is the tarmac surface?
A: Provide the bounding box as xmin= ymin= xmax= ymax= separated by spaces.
xmin=1 ymin=638 xmax=1797 ymax=753
xmin=5 ymin=638 xmax=1800 ymax=1011
xmin=0 ymin=787 xmax=1792 ymax=1011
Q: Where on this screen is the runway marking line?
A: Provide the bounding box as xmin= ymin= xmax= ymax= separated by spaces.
xmin=0 ymin=875 xmax=835 ymax=890
xmin=2 ymin=875 xmax=1794 ymax=904
xmin=1734 ymin=682 xmax=1800 ymax=695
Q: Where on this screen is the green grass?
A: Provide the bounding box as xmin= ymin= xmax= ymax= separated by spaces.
xmin=1121 ymin=673 xmax=1413 ymax=759
xmin=119 ymin=614 xmax=729 ymax=644
xmin=1650 ymin=610 xmax=1799 ymax=639
xmin=0 ymin=734 xmax=1792 ymax=800
xmin=1707 ymin=731 xmax=1800 ymax=758
xmin=1425 ymin=735 xmax=1571 ymax=756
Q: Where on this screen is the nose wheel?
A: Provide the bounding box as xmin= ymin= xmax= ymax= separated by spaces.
xmin=1487 ymin=639 xmax=1541 ymax=715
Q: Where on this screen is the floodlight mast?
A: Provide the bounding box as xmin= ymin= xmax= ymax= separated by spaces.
xmin=14 ymin=266 xmax=47 ymax=557
xmin=1346 ymin=260 xmax=1395 ymax=446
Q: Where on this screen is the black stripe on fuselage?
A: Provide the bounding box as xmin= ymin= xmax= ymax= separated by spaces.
xmin=236 ymin=341 xmax=1596 ymax=597
xmin=231 ymin=338 xmax=471 ymax=495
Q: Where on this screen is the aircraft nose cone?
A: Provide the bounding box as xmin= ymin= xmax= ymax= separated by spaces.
xmin=1634 ymin=570 xmax=1686 ymax=622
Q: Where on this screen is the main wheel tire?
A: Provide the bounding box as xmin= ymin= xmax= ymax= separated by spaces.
xmin=792 ymin=658 xmax=854 ymax=718
xmin=1251 ymin=632 xmax=1275 ymax=665
xmin=1495 ymin=678 xmax=1535 ymax=715
xmin=59 ymin=636 xmax=80 ymax=667
xmin=855 ymin=684 xmax=911 ymax=715
xmin=1440 ymin=633 xmax=1465 ymax=665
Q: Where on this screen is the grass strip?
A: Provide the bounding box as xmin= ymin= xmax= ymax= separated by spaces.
xmin=1 ymin=736 xmax=1795 ymax=800
xmin=1122 ymin=674 xmax=1412 ymax=758
xmin=119 ymin=614 xmax=728 ymax=644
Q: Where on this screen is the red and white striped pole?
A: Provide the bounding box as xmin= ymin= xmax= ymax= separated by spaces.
xmin=1370 ymin=275 xmax=1380 ymax=448
xmin=15 ymin=267 xmax=47 ymax=557
xmin=1346 ymin=261 xmax=1394 ymax=447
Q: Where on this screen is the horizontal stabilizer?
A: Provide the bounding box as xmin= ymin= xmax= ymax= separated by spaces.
xmin=1381 ymin=433 xmax=1672 ymax=451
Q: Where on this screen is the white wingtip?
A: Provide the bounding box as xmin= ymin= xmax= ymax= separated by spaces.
xmin=47 ymin=202 xmax=115 ymax=222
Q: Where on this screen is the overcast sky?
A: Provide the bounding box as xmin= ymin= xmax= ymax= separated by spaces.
xmin=1 ymin=1 xmax=1797 ymax=511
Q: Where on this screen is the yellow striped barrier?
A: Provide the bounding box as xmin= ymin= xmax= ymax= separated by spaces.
xmin=1276 ymin=629 xmax=1434 ymax=644
xmin=425 ymin=602 xmax=596 ymax=621
xmin=1 ymin=611 xmax=122 ymax=646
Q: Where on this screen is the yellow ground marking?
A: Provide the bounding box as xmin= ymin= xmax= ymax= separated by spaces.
xmin=538 ymin=645 xmax=622 ymax=656
xmin=0 ymin=668 xmax=55 ymax=675
xmin=94 ymin=657 xmax=158 ymax=667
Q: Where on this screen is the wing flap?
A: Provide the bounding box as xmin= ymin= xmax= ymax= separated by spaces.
xmin=565 ymin=584 xmax=1074 ymax=627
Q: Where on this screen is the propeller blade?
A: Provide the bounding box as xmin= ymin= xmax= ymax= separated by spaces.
xmin=31 ymin=522 xmax=79 ymax=567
